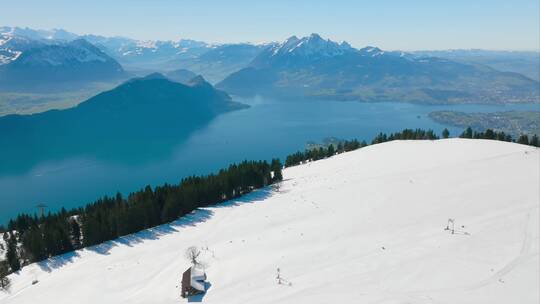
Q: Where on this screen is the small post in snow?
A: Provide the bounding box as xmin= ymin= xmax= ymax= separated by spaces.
xmin=445 ymin=218 xmax=455 ymax=234
xmin=276 ymin=267 xmax=282 ymax=285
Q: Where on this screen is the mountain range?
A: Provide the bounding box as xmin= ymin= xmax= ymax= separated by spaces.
xmin=411 ymin=49 xmax=540 ymax=81
xmin=0 ymin=37 xmax=125 ymax=91
xmin=218 ymin=34 xmax=539 ymax=104
xmin=1 ymin=27 xmax=539 ymax=104
xmin=83 ymin=34 xmax=210 ymax=70
xmin=0 ymin=26 xmax=267 ymax=85
xmin=172 ymin=43 xmax=269 ymax=83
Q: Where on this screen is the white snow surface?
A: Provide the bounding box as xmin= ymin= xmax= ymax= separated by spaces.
xmin=1 ymin=139 xmax=539 ymax=303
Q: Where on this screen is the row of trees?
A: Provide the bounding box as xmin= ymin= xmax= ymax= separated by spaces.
xmin=3 ymin=159 xmax=283 ymax=273
xmin=285 ymin=139 xmax=368 ymax=167
xmin=285 ymin=128 xmax=441 ymax=167
xmin=460 ymin=127 xmax=539 ymax=146
xmin=285 ymin=127 xmax=539 ymax=168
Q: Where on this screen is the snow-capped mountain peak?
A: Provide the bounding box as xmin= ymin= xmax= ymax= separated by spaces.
xmin=0 ymin=33 xmax=46 ymax=65
xmin=270 ymin=33 xmax=354 ymax=58
xmin=358 ymin=46 xmax=385 ymax=57
xmin=0 ymin=26 xmax=78 ymax=41
xmin=12 ymin=38 xmax=114 ymax=66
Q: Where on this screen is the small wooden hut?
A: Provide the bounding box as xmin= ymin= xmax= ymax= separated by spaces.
xmin=181 ymin=266 xmax=207 ymax=298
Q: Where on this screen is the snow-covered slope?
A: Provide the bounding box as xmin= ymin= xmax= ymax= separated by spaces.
xmin=1 ymin=139 xmax=538 ymax=303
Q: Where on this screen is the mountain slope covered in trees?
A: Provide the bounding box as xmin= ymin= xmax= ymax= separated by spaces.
xmin=0 ymin=74 xmax=246 ymax=173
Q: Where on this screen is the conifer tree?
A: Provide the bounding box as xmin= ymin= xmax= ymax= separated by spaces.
xmin=517 ymin=134 xmax=529 ymax=145
xmin=0 ymin=261 xmax=10 ymax=290
xmin=337 ymin=142 xmax=344 ymax=153
xmin=271 ymin=159 xmax=283 ymax=182
xmin=6 ymin=233 xmax=20 ymax=272
xmin=442 ymin=128 xmax=450 ymax=138
xmin=484 ymin=129 xmax=495 ymax=140
xmin=530 ymin=134 xmax=539 ymax=147
xmin=22 ymin=227 xmax=46 ymax=262
xmin=461 ymin=127 xmax=473 ymax=138
xmin=70 ymin=219 xmax=82 ymax=249
xmin=327 ymin=144 xmax=335 ymax=157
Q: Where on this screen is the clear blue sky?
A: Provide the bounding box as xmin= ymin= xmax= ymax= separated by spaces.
xmin=2 ymin=0 xmax=539 ymax=50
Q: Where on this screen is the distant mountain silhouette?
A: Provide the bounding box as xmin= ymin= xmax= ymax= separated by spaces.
xmin=171 ymin=43 xmax=268 ymax=83
xmin=0 ymin=74 xmax=247 ymax=174
xmin=411 ymin=49 xmax=540 ymax=81
xmin=218 ymin=34 xmax=540 ymax=104
xmin=165 ymin=68 xmax=198 ymax=84
xmin=0 ymin=38 xmax=126 ymax=91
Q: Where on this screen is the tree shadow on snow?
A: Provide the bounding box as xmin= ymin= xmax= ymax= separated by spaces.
xmin=188 ymin=282 xmax=212 ymax=302
xmin=36 ymin=187 xmax=273 ymax=271
xmin=38 ymin=250 xmax=80 ymax=272
xmin=211 ymin=186 xmax=274 ymax=209
xmin=85 ymin=208 xmax=214 ymax=256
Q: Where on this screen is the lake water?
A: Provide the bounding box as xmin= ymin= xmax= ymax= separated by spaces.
xmin=1 ymin=97 xmax=538 ymax=224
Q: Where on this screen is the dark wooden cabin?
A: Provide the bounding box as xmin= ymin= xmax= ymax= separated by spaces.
xmin=181 ymin=266 xmax=207 ymax=298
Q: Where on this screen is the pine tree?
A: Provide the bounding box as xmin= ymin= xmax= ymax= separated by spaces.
xmin=6 ymin=233 xmax=20 ymax=272
xmin=461 ymin=127 xmax=473 ymax=138
xmin=442 ymin=128 xmax=450 ymax=139
xmin=530 ymin=134 xmax=539 ymax=147
xmin=22 ymin=227 xmax=46 ymax=262
xmin=484 ymin=129 xmax=495 ymax=140
xmin=337 ymin=142 xmax=344 ymax=153
xmin=270 ymin=158 xmax=283 ymax=182
xmin=327 ymin=144 xmax=335 ymax=157
xmin=70 ymin=219 xmax=81 ymax=248
xmin=517 ymin=134 xmax=529 ymax=145
xmin=0 ymin=261 xmax=10 ymax=290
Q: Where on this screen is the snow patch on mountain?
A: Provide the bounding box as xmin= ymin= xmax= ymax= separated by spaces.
xmin=135 ymin=40 xmax=158 ymax=50
xmin=0 ymin=35 xmax=10 ymax=47
xmin=0 ymin=26 xmax=78 ymax=41
xmin=33 ymin=46 xmax=107 ymax=65
xmin=358 ymin=46 xmax=385 ymax=57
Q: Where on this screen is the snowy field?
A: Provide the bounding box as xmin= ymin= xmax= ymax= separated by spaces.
xmin=1 ymin=139 xmax=539 ymax=303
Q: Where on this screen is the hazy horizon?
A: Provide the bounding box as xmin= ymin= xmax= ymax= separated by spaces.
xmin=1 ymin=0 xmax=539 ymax=51
xmin=2 ymin=24 xmax=540 ymax=53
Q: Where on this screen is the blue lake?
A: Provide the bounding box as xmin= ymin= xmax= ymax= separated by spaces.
xmin=1 ymin=97 xmax=538 ymax=223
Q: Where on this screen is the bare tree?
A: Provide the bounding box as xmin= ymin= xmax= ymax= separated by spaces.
xmin=445 ymin=218 xmax=455 ymax=234
xmin=185 ymin=246 xmax=201 ymax=267
xmin=275 ymin=267 xmax=292 ymax=286
xmin=276 ymin=267 xmax=282 ymax=284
